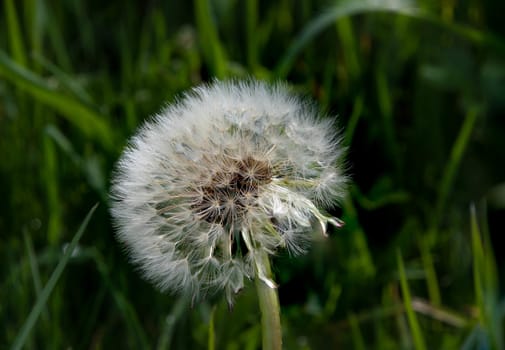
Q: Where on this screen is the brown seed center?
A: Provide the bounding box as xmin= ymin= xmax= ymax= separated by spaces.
xmin=193 ymin=156 xmax=272 ymax=226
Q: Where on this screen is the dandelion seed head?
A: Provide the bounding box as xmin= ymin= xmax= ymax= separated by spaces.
xmin=110 ymin=80 xmax=347 ymax=304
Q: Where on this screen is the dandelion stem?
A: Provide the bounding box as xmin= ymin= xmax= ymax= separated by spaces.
xmin=255 ymin=252 xmax=282 ymax=350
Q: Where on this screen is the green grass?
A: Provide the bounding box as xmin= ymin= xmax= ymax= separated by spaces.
xmin=1 ymin=0 xmax=505 ymax=348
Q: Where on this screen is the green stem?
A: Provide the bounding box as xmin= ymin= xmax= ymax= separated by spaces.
xmin=255 ymin=253 xmax=282 ymax=350
xmin=208 ymin=305 xmax=216 ymax=350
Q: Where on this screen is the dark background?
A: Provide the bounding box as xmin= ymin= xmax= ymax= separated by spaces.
xmin=1 ymin=0 xmax=505 ymax=348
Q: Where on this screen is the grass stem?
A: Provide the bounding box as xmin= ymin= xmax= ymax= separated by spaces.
xmin=255 ymin=253 xmax=282 ymax=350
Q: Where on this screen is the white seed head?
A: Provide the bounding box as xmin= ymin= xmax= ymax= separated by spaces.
xmin=110 ymin=80 xmax=347 ymax=304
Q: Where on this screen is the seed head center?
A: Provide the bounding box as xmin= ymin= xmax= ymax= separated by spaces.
xmin=193 ymin=156 xmax=272 ymax=226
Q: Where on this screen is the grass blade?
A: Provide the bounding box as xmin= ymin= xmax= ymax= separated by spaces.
xmin=275 ymin=0 xmax=418 ymax=77
xmin=45 ymin=125 xmax=108 ymax=201
xmin=43 ymin=133 xmax=62 ymax=244
xmin=4 ymin=0 xmax=27 ymax=66
xmin=32 ymin=53 xmax=93 ymax=105
xmin=419 ymin=237 xmax=441 ymax=307
xmin=90 ymin=249 xmax=151 ymax=348
xmin=397 ymin=250 xmax=427 ymax=350
xmin=470 ymin=204 xmax=485 ymax=323
xmin=435 ymin=107 xmax=479 ymax=226
xmin=375 ymin=69 xmax=401 ymax=175
xmin=156 ymin=297 xmax=190 ymax=350
xmin=344 ymin=94 xmax=364 ymax=145
xmin=11 ymin=203 xmax=99 ymax=350
xmin=194 ymin=0 xmax=227 ymax=78
xmin=343 ymin=196 xmax=376 ymax=277
xmin=22 ymin=230 xmax=49 ymax=323
xmin=245 ymin=0 xmax=259 ymax=70
xmin=0 ymin=51 xmax=114 ymax=150
xmin=470 ymin=204 xmax=504 ymax=350
xmin=275 ymin=0 xmax=505 ymax=78
xmin=349 ymin=313 xmax=366 ymax=350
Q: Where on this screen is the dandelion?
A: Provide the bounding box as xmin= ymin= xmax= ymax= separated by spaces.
xmin=110 ymin=79 xmax=347 ymax=348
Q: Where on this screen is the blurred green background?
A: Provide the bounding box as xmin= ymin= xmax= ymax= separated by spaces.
xmin=1 ymin=0 xmax=505 ymax=349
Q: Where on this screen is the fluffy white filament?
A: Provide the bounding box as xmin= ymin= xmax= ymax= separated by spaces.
xmin=110 ymin=80 xmax=347 ymax=304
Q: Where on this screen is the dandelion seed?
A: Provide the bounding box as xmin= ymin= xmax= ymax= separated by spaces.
xmin=110 ymin=80 xmax=347 ymax=305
